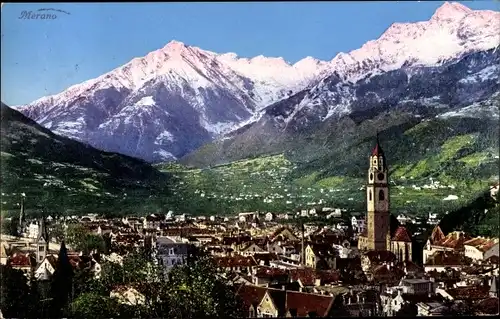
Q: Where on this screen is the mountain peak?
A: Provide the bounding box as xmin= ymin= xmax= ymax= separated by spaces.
xmin=163 ymin=40 xmax=187 ymax=51
xmin=431 ymin=2 xmax=472 ymax=21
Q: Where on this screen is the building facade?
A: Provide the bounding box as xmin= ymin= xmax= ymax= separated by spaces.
xmin=154 ymin=236 xmax=193 ymax=273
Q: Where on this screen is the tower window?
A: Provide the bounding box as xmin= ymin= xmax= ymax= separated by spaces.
xmin=379 ymin=190 xmax=385 ymax=201
xmin=377 ymin=173 xmax=385 ymax=181
xmin=369 ymin=191 xmax=372 ymax=201
xmin=369 ymin=173 xmax=374 ymax=182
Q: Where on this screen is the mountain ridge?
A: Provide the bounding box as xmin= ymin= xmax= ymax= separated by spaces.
xmin=15 ymin=2 xmax=500 ymax=163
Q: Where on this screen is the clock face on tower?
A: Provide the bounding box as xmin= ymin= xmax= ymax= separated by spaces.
xmin=377 ymin=173 xmax=385 ymax=181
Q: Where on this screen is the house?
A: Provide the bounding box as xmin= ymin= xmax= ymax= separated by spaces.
xmin=143 ymin=214 xmax=164 ymax=230
xmin=214 ymin=256 xmax=258 ymax=274
xmin=265 ymin=212 xmax=275 ymax=222
xmin=305 ymin=243 xmax=337 ymax=270
xmin=437 ymin=285 xmax=490 ymax=302
xmin=398 ymin=278 xmax=436 ymax=295
xmin=361 ymin=250 xmax=396 ymax=273
xmin=267 ymin=242 xmax=296 ymax=257
xmin=396 ymin=214 xmax=411 ymax=225
xmin=155 ymin=236 xmax=194 ymax=273
xmin=351 ymin=216 xmax=365 ymax=233
xmin=334 ymin=289 xmax=380 ymax=317
xmin=424 ymin=250 xmax=470 ymax=273
xmin=269 ymin=227 xmax=299 ymax=243
xmin=236 ymin=284 xmax=338 ymax=317
xmin=239 ymin=242 xmax=266 ymax=256
xmin=380 ymin=289 xmax=405 ymax=316
xmin=288 ymin=268 xmax=340 ymax=287
xmin=28 ymin=222 xmax=39 ymax=239
xmin=7 ymin=252 xmax=35 ymax=276
xmin=251 ymin=266 xmax=289 ymax=286
xmin=34 ymin=255 xmax=57 ymax=279
xmin=464 ymin=237 xmax=499 ymax=261
xmin=423 ymin=228 xmax=470 ymax=265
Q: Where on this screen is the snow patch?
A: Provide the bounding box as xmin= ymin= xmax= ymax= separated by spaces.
xmin=153 ymin=149 xmax=177 ymax=160
xmin=134 ymin=96 xmax=156 ymax=106
xmin=154 ymin=130 xmax=175 ymax=144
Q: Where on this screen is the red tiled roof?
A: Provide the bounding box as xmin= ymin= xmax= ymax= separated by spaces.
xmin=446 ymin=286 xmax=490 ymax=301
xmin=214 ymin=256 xmax=257 ymax=268
xmin=255 ymin=266 xmax=287 ymax=279
xmin=222 ymin=235 xmax=252 ymax=246
xmin=269 ymin=227 xmax=298 ymax=242
xmin=486 ymin=255 xmax=499 ymax=264
xmin=289 ymin=268 xmax=340 ymax=286
xmin=285 ymin=290 xmax=334 ymax=317
xmin=8 ymin=253 xmax=33 ymax=268
xmin=236 ymin=284 xmax=267 ymax=309
xmin=464 ymin=237 xmax=498 ymax=253
xmin=392 ymin=226 xmax=412 ymax=242
xmin=252 ymin=253 xmax=279 ymax=265
xmin=236 ymin=284 xmax=336 ymax=317
xmin=476 ymin=297 xmax=499 ymax=315
xmin=430 ymin=225 xmax=445 ymax=244
xmin=433 ymin=231 xmax=471 ymax=250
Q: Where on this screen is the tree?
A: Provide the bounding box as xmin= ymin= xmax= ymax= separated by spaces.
xmin=0 ymin=265 xmax=30 ymax=318
xmin=49 ymin=241 xmax=74 ymax=317
xmin=50 ymin=223 xmax=65 ymax=242
xmin=395 ymin=302 xmax=418 ymax=317
xmin=1 ymin=218 xmax=19 ymax=237
xmin=69 ymin=292 xmax=123 ymax=319
xmin=165 ymin=256 xmax=245 ymax=319
xmin=66 ymin=223 xmax=105 ymax=254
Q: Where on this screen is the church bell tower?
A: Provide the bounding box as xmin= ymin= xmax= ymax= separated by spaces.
xmin=365 ymin=134 xmax=390 ymax=251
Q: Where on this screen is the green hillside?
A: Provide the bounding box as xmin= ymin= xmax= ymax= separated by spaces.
xmin=160 ymin=116 xmax=498 ymax=217
xmin=1 ymin=103 xmax=175 ymax=217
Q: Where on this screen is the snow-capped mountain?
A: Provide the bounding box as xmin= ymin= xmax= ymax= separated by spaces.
xmin=17 ymin=41 xmax=331 ymax=162
xmin=16 ymin=2 xmax=500 ymax=163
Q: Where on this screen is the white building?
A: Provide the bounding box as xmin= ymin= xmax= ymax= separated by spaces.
xmin=427 ymin=213 xmax=439 ymax=225
xmin=351 ymin=216 xmax=366 ymax=233
xmin=397 ymin=214 xmax=411 ymax=225
xmin=28 ymin=222 xmax=39 ymax=239
xmin=265 ymin=212 xmax=275 ymax=221
xmin=464 ymin=237 xmax=499 ymax=261
xmin=155 ymin=236 xmax=193 ymax=273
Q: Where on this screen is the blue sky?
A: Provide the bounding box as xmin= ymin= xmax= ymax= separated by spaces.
xmin=1 ymin=1 xmax=499 ymax=105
